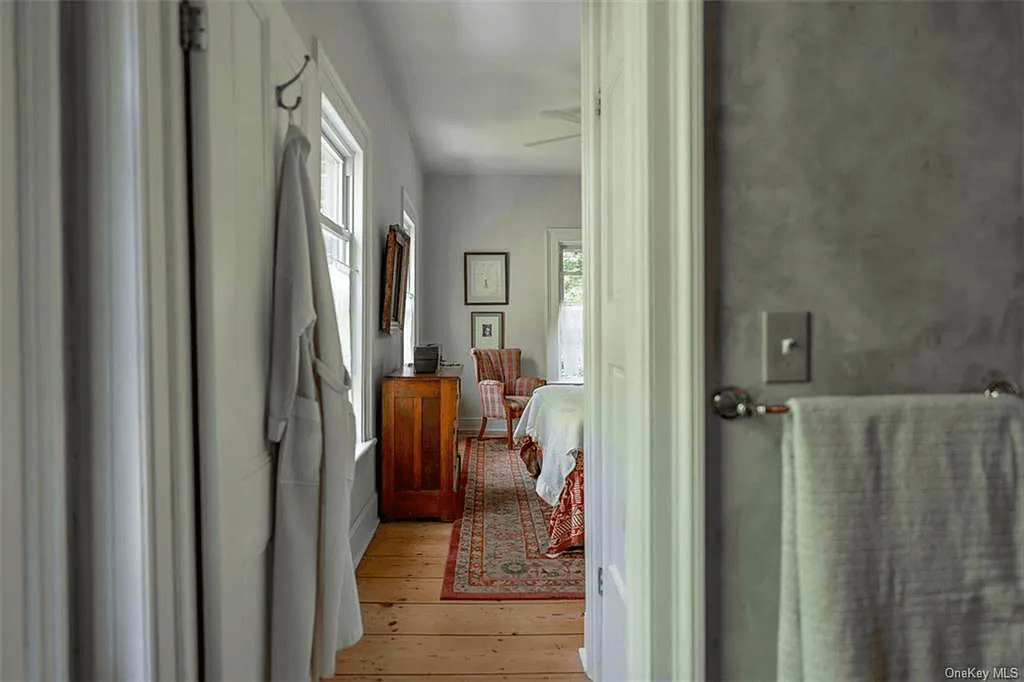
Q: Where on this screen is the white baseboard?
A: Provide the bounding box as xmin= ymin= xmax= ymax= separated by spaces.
xmin=349 ymin=492 xmax=379 ymax=566
xmin=579 ymin=647 xmax=592 ymax=680
xmin=457 ymin=417 xmax=509 ymax=433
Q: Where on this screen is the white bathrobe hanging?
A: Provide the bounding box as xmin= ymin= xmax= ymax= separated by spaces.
xmin=267 ymin=124 xmax=363 ymax=682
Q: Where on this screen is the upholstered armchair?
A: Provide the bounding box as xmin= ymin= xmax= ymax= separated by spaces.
xmin=470 ymin=348 xmax=546 ymax=447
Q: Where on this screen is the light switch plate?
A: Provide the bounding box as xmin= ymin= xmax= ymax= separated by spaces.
xmin=763 ymin=311 xmax=810 ymax=383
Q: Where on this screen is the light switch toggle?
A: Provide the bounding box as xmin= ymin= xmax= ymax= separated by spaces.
xmin=763 ymin=311 xmax=811 ymax=383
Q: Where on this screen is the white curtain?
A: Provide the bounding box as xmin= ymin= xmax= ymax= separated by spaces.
xmin=557 ymin=302 xmax=584 ymax=381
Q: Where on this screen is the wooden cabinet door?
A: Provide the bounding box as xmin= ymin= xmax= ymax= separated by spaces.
xmin=382 ymin=378 xmax=457 ymax=520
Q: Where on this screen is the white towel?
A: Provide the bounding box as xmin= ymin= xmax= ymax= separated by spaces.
xmin=778 ymin=394 xmax=1024 ymax=682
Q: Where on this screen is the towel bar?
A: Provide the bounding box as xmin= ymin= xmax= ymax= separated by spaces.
xmin=711 ymin=381 xmax=1020 ymax=420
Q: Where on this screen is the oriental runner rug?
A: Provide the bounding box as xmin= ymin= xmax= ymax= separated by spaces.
xmin=441 ymin=437 xmax=585 ymax=600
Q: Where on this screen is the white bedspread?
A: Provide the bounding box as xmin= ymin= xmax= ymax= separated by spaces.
xmin=513 ymin=384 xmax=584 ymax=505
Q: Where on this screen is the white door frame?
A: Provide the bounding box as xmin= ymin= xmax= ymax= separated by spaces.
xmin=581 ymin=1 xmax=705 ymax=679
xmin=1 ymin=4 xmax=69 ymax=679
xmin=1 ymin=2 xmax=198 ymax=679
xmin=139 ymin=4 xmax=201 ymax=679
xmin=64 ymin=2 xmax=198 ymax=678
xmin=579 ymin=4 xmax=599 ymax=671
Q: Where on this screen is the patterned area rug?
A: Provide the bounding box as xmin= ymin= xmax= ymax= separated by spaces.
xmin=441 ymin=437 xmax=585 ymax=600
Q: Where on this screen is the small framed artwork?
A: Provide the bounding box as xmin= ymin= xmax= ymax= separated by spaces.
xmin=380 ymin=224 xmax=410 ymax=334
xmin=471 ymin=311 xmax=505 ymax=350
xmin=464 ymin=251 xmax=509 ymax=305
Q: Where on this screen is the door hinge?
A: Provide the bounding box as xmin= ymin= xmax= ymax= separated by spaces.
xmin=180 ymin=1 xmax=207 ymax=52
xmin=598 ymin=566 xmax=603 ymax=596
xmin=595 ymin=90 xmax=602 ymax=117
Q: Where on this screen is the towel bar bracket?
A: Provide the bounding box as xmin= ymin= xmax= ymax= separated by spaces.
xmin=711 ymin=386 xmax=788 ymax=419
xmin=984 ymin=380 xmax=1020 ymax=398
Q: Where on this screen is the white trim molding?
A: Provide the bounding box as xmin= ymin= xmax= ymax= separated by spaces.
xmin=138 ymin=3 xmax=200 ymax=680
xmin=61 ymin=2 xmax=181 ymax=676
xmin=676 ymin=3 xmax=708 ymax=678
xmin=545 ymin=227 xmax=583 ymax=382
xmin=2 ymin=3 xmax=69 ymax=679
xmin=313 ymin=39 xmax=375 ymax=441
xmin=2 ymin=4 xmax=199 ymax=680
xmin=0 ymin=5 xmax=26 ymax=674
xmin=349 ymin=494 xmax=380 ymax=567
xmin=458 ymin=417 xmax=509 ymax=434
xmin=579 ymin=1 xmax=600 ymax=677
xmin=401 ymin=187 xmax=419 ymax=231
xmin=581 ymin=1 xmax=705 ymax=680
xmin=401 ymin=186 xmax=419 ymax=363
xmin=648 ymin=1 xmax=706 ymax=679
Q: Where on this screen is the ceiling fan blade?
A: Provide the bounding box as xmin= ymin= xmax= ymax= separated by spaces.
xmin=540 ymin=108 xmax=581 ymax=124
xmin=524 ymin=132 xmax=581 ymax=148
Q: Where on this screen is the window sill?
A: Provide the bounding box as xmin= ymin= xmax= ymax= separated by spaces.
xmin=355 ymin=438 xmax=377 ymax=462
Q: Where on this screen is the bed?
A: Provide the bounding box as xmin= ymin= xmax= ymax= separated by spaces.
xmin=512 ymin=384 xmax=585 ymax=557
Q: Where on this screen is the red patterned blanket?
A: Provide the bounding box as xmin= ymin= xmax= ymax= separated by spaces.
xmin=518 ymin=437 xmax=585 ymax=557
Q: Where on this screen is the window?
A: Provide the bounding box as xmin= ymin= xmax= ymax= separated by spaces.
xmin=319 ymin=93 xmax=367 ymax=440
xmin=547 ymin=228 xmax=584 ymax=382
xmin=401 ymin=195 xmax=417 ymax=365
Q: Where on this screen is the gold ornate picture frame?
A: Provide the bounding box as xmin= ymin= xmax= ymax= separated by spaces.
xmin=381 ymin=224 xmax=410 ymax=334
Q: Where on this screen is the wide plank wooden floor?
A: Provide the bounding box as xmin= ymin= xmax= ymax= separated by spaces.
xmin=329 ymin=521 xmax=587 ymax=681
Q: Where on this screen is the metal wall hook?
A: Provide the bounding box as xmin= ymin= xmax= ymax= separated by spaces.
xmin=276 ymin=55 xmax=311 ymax=112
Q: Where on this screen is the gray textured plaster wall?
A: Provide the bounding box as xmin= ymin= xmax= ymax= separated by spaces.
xmin=709 ymin=2 xmax=1024 ymax=680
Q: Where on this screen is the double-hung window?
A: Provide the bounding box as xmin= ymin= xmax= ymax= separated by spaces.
xmin=319 ymin=95 xmax=366 ymax=439
xmin=557 ymin=243 xmax=584 ymax=381
xmin=547 ymin=229 xmax=584 ymax=382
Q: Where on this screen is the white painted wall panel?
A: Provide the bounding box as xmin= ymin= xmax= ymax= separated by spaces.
xmin=284 ymin=2 xmax=424 ymax=524
xmin=420 ymin=174 xmax=581 ymax=425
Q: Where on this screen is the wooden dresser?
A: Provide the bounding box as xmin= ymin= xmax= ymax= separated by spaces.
xmin=380 ymin=366 xmax=462 ymax=521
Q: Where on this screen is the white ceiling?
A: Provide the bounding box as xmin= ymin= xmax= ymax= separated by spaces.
xmin=358 ymin=0 xmax=582 ymax=175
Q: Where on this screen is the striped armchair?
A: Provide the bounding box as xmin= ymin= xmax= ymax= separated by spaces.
xmin=470 ymin=348 xmax=546 ymax=447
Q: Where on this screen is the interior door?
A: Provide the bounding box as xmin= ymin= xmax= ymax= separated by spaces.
xmin=596 ymin=3 xmax=636 ymax=679
xmin=187 ymin=2 xmax=317 ymax=679
xmin=584 ymin=1 xmax=645 ymax=680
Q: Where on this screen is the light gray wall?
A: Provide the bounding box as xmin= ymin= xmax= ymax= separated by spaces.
xmin=284 ymin=2 xmax=424 ymax=530
xmin=710 ymin=2 xmax=1024 ymax=680
xmin=420 ymin=174 xmax=581 ymax=427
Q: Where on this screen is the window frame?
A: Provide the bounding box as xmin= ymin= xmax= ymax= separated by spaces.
xmin=320 ymin=121 xmax=355 ymax=274
xmin=558 ymin=242 xmax=583 ymax=305
xmin=401 ymin=187 xmax=418 ymax=365
xmin=546 ymin=227 xmax=584 ymax=382
xmin=315 ymin=44 xmax=374 ymax=447
xmin=319 ymin=126 xmax=353 ymax=236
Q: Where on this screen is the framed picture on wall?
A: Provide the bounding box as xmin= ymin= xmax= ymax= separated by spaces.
xmin=471 ymin=311 xmax=505 ymax=350
xmin=381 ymin=224 xmax=410 ymax=334
xmin=464 ymin=251 xmax=509 ymax=305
